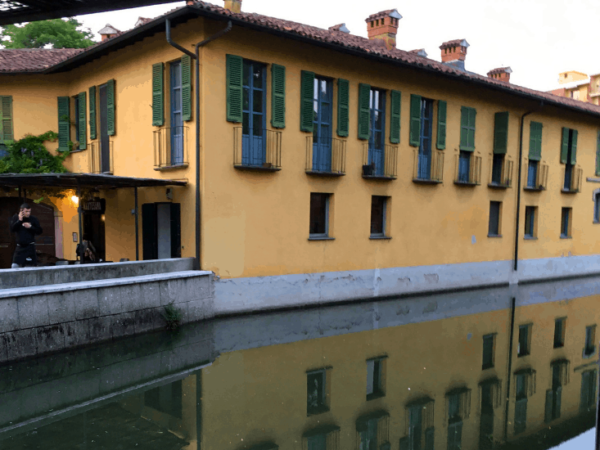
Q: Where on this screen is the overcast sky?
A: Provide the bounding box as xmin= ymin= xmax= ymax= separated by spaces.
xmin=74 ymin=0 xmax=597 ymax=92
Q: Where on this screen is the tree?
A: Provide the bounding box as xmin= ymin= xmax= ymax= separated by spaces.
xmin=0 ymin=18 xmax=95 ymax=49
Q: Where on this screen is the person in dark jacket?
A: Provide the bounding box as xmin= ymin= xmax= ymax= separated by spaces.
xmin=10 ymin=203 xmax=43 ymax=268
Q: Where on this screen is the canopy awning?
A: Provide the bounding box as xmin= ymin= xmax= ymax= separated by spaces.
xmin=0 ymin=173 xmax=187 ymax=190
xmin=0 ymin=0 xmax=181 ymax=25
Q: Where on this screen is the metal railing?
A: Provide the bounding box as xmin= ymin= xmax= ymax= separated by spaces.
xmin=562 ymin=165 xmax=583 ymax=193
xmin=305 ymin=135 xmax=346 ymax=175
xmin=412 ymin=148 xmax=444 ymax=183
xmin=90 ymin=140 xmax=114 ymax=174
xmin=233 ymin=127 xmax=282 ymax=170
xmin=524 ymin=160 xmax=549 ymax=191
xmin=454 ymin=153 xmax=482 ymax=185
xmin=488 ymin=156 xmax=514 ymax=188
xmin=153 ymin=126 xmax=189 ymax=169
xmin=361 ymin=143 xmax=398 ymax=179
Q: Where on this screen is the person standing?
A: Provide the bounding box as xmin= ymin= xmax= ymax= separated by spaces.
xmin=10 ymin=203 xmax=43 ymax=268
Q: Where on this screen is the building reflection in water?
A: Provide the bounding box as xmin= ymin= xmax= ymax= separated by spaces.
xmin=1 ymin=285 xmax=599 ymax=450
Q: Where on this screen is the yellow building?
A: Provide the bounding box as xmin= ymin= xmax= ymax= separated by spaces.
xmin=3 ymin=1 xmax=600 ymax=306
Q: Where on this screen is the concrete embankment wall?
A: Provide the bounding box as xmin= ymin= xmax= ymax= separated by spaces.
xmin=0 ymin=269 xmax=213 ymax=363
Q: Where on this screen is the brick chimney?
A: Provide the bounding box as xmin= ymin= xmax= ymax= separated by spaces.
xmin=365 ymin=9 xmax=402 ymax=50
xmin=98 ymin=24 xmax=120 ymax=42
xmin=440 ymin=39 xmax=469 ymax=71
xmin=487 ymin=67 xmax=512 ymax=83
xmin=223 ymin=0 xmax=242 ymax=12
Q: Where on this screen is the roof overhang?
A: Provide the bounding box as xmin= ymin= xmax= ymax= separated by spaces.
xmin=0 ymin=173 xmax=188 ymax=189
xmin=0 ymin=0 xmax=182 ymax=26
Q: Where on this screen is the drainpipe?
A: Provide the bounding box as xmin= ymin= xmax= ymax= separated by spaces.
xmin=513 ymin=103 xmax=543 ymax=271
xmin=166 ymin=17 xmax=232 ymax=270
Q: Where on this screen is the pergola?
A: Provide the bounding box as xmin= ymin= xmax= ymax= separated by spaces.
xmin=0 ymin=173 xmax=187 ymax=261
xmin=0 ymin=0 xmax=182 ymax=25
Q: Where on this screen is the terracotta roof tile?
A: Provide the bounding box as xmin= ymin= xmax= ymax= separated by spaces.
xmin=0 ymin=48 xmax=83 ymax=73
xmin=365 ymin=9 xmax=395 ymax=22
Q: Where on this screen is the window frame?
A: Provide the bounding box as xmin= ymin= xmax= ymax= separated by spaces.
xmin=482 ymin=334 xmax=495 ymax=370
xmin=488 ymin=201 xmax=502 ymax=237
xmin=554 ymin=318 xmax=566 ymax=348
xmin=366 ymin=356 xmax=387 ymax=400
xmin=309 ymin=193 xmax=332 ymax=240
xmin=594 ymin=191 xmax=600 ymax=223
xmin=584 ymin=325 xmax=597 ymax=358
xmin=560 ymin=207 xmax=572 ymax=239
xmin=524 ymin=206 xmax=537 ymax=239
xmin=370 ymin=196 xmax=389 ymax=239
xmin=517 ymin=324 xmax=532 ymax=357
xmin=307 ymin=367 xmax=330 ymax=416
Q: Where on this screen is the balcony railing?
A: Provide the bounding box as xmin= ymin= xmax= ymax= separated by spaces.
xmin=89 ymin=140 xmax=113 ymax=174
xmin=233 ymin=127 xmax=282 ymax=171
xmin=412 ymin=148 xmax=444 ymax=184
xmin=305 ymin=135 xmax=346 ymax=176
xmin=362 ymin=143 xmax=398 ymax=179
xmin=524 ymin=160 xmax=549 ymax=191
xmin=454 ymin=153 xmax=482 ymax=186
xmin=153 ymin=126 xmax=189 ymax=169
xmin=562 ymin=166 xmax=583 ymax=193
xmin=488 ymin=156 xmax=513 ymax=188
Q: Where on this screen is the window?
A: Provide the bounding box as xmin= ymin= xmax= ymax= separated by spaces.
xmin=460 ymin=106 xmax=476 ymax=151
xmin=241 ymin=60 xmax=267 ymax=167
xmin=144 ymin=379 xmax=183 ymax=418
xmin=524 ymin=206 xmax=536 ymax=238
xmin=482 ymin=334 xmax=495 ymax=370
xmin=312 ymin=77 xmax=333 ymax=172
xmin=370 ymin=196 xmax=388 ymax=238
xmin=73 ymin=95 xmax=80 ymax=149
xmin=560 ymin=127 xmax=578 ymax=190
xmin=417 ymin=98 xmax=434 ymax=178
xmin=514 ymin=373 xmax=528 ymax=434
xmin=595 ymin=192 xmax=600 ymax=223
xmin=527 ymin=160 xmax=539 ymax=188
xmin=479 ymin=382 xmax=496 ymax=450
xmin=368 ymin=88 xmax=386 ymax=176
xmin=357 ymin=413 xmax=390 ymax=450
xmin=0 ymin=95 xmax=14 ymax=147
xmin=584 ymin=325 xmax=596 ymax=357
xmin=366 ymin=357 xmax=386 ymax=400
xmin=309 ymin=193 xmax=330 ymax=239
xmin=545 ymin=364 xmax=564 ymax=423
xmin=596 ymin=131 xmax=600 ymax=176
xmin=307 ymin=369 xmax=329 ymax=415
xmin=304 ymin=426 xmax=340 ymax=450
xmin=170 ymin=60 xmax=185 ymax=165
xmin=518 ymin=324 xmax=531 ymax=357
xmin=491 ymin=112 xmax=508 ymax=185
xmin=528 ymin=122 xmax=543 ymax=187
xmin=560 ymin=207 xmax=571 ymax=238
xmin=580 ymin=370 xmax=597 ymax=413
xmin=488 ymin=201 xmax=501 ymax=237
xmin=554 ymin=318 xmax=566 ymax=348
xmin=458 ymin=151 xmax=471 ymax=182
xmin=491 ymin=154 xmax=504 ymax=185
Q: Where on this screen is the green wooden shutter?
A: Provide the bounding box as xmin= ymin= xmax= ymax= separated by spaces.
xmin=181 ymin=55 xmax=192 ymax=122
xmin=460 ymin=106 xmax=476 ymax=152
xmin=89 ymin=86 xmax=97 ymax=140
xmin=300 ymin=71 xmax=315 ymax=132
xmin=493 ymin=111 xmax=509 ymax=154
xmin=571 ymin=129 xmax=578 ymax=164
xmin=399 ymin=437 xmax=410 ymax=450
xmin=337 ymin=78 xmax=349 ymax=137
xmin=409 ymin=94 xmax=421 ymax=147
xmin=528 ymin=121 xmax=542 ymax=161
xmin=57 ymin=96 xmax=70 ymax=151
xmin=560 ymin=127 xmax=569 ymax=163
xmin=544 ymin=390 xmax=553 ymax=423
xmin=389 ymin=90 xmax=401 ymax=144
xmin=424 ymin=427 xmax=434 ymax=450
xmin=357 ymin=83 xmax=371 ymax=140
xmin=152 ymin=63 xmax=164 ymax=126
xmin=107 ymin=79 xmax=116 ymax=136
xmin=0 ymin=96 xmax=14 ymax=144
xmin=271 ymin=64 xmax=286 ymax=129
xmin=437 ymin=100 xmax=447 ymax=150
xmin=78 ymin=92 xmax=87 ymax=150
xmin=226 ymin=54 xmax=243 ymax=123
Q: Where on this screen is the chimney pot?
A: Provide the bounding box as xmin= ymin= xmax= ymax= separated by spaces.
xmin=439 ymin=39 xmax=469 ymax=71
xmin=365 ymin=9 xmax=402 ymax=50
xmin=487 ymin=67 xmax=513 ymax=83
xmin=98 ymin=24 xmax=120 ymax=42
xmin=223 ymin=0 xmax=242 ymax=12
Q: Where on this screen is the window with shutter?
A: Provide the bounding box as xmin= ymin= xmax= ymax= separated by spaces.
xmin=337 ymin=78 xmax=349 ymax=137
xmin=271 ymin=64 xmax=285 ymax=129
xmin=390 ymin=90 xmax=401 ymax=144
xmin=460 ymin=106 xmax=476 ymax=151
xmin=570 ymin=129 xmax=578 ymax=164
xmin=181 ymin=55 xmax=192 ymax=122
xmin=560 ymin=127 xmax=569 ymax=164
xmin=152 ymin=63 xmax=164 ymax=126
xmin=528 ymin=121 xmax=542 ymax=161
xmin=0 ymin=96 xmax=14 ymax=144
xmin=493 ymin=112 xmax=509 ymax=154
xmin=106 ymin=79 xmax=116 ymax=136
xmin=226 ymin=54 xmax=243 ymax=123
xmin=437 ymin=100 xmax=447 ymax=150
xmin=357 ymin=83 xmax=370 ymax=140
xmin=597 ymin=131 xmax=600 ymax=176
xmin=409 ymin=94 xmax=421 ymax=147
xmin=57 ymin=96 xmax=70 ymax=152
xmin=300 ymin=71 xmax=315 ymax=132
xmin=89 ymin=86 xmax=97 ymax=140
xmin=78 ymin=92 xmax=87 ymax=150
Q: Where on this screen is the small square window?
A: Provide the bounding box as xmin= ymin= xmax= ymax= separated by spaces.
xmin=309 ymin=193 xmax=330 ymax=238
xmin=366 ymin=357 xmax=386 ymax=400
xmin=518 ymin=324 xmax=532 ymax=357
xmin=560 ymin=207 xmax=572 ymax=238
xmin=554 ymin=318 xmax=566 ymax=348
xmin=488 ymin=201 xmax=501 ymax=236
xmin=370 ymin=196 xmax=388 ymax=237
xmin=524 ymin=206 xmax=536 ymax=238
xmin=307 ymin=369 xmax=329 ymax=415
xmin=482 ymin=334 xmax=495 ymax=370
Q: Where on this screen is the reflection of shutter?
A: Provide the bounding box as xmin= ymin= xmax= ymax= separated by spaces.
xmin=58 ymin=96 xmax=70 ymax=151
xmin=560 ymin=128 xmax=569 ymax=163
xmin=0 ymin=96 xmax=14 ymax=144
xmin=226 ymin=55 xmax=243 ymax=123
xmin=78 ymin=92 xmax=87 ymax=150
xmin=437 ymin=100 xmax=447 ymax=150
xmin=409 ymin=94 xmax=421 ymax=147
xmin=89 ymin=86 xmax=97 ymax=140
xmin=528 ymin=121 xmax=542 ymax=161
xmin=424 ymin=427 xmax=434 ymax=450
xmin=106 ymin=79 xmax=116 ymax=136
xmin=181 ymin=55 xmax=192 ymax=122
xmin=571 ymin=129 xmax=578 ymax=164
xmin=555 ymin=386 xmax=562 ymax=419
xmin=377 ymin=415 xmax=389 ymax=446
xmin=300 ymin=71 xmax=315 ymax=132
xmin=271 ymin=64 xmax=286 ymax=129
xmin=389 ymin=90 xmax=401 ymax=144
xmin=325 ymin=428 xmax=340 ymax=450
xmin=152 ymin=63 xmax=164 ymax=126
xmin=357 ymin=83 xmax=371 ymax=140
xmin=544 ymin=389 xmax=553 ymax=423
xmin=399 ymin=437 xmax=410 ymax=450
xmin=337 ymin=79 xmax=349 ymax=137
xmin=493 ymin=112 xmax=509 ymax=154
xmin=580 ymin=371 xmax=590 ymax=412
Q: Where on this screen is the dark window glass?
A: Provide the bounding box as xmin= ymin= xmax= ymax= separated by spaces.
xmin=366 ymin=358 xmax=384 ymax=399
xmin=585 ymin=326 xmax=596 ymax=355
xmin=527 ymin=160 xmax=538 ymax=188
xmin=554 ymin=318 xmax=565 ymax=348
xmin=491 ymin=154 xmax=504 ymax=184
xmin=561 ymin=207 xmax=571 ymax=238
xmin=524 ymin=206 xmax=535 ymax=238
xmin=309 ymin=193 xmax=329 ymax=237
xmin=368 ymin=88 xmax=386 ymax=176
xmin=370 ymin=196 xmax=386 ymax=236
xmin=479 ymin=383 xmax=495 ymax=449
xmin=144 ymin=380 xmax=183 ymax=418
xmin=307 ymin=370 xmax=327 ymax=415
xmin=418 ymin=98 xmax=434 ymax=179
xmin=595 ymin=193 xmax=600 ymax=223
xmin=488 ymin=201 xmax=501 ymax=236
xmin=518 ymin=325 xmax=530 ymax=356
xmin=482 ymin=334 xmax=494 ymax=369
xmin=458 ymin=151 xmax=471 ymax=182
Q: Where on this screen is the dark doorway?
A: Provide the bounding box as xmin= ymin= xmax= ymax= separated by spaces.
xmin=0 ymin=198 xmax=55 ymax=268
xmin=83 ymin=211 xmax=106 ymax=262
xmin=142 ymin=203 xmax=181 ymax=260
xmin=99 ymin=84 xmax=111 ymax=173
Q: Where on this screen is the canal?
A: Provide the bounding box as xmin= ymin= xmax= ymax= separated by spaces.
xmin=0 ymin=277 xmax=598 ymax=449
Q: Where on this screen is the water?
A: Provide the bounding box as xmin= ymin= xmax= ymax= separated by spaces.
xmin=1 ymin=279 xmax=598 ymax=449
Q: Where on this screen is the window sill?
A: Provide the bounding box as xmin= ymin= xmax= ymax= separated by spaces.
xmin=454 ymin=180 xmax=479 ymax=187
xmin=362 ymin=175 xmax=396 ymax=181
xmin=370 ymin=235 xmax=391 ymax=240
xmin=524 ymin=236 xmax=537 ymax=240
xmin=561 ymin=189 xmax=579 ymax=194
xmin=307 ymin=405 xmax=330 ymax=417
xmin=553 ymin=344 xmax=565 ymax=349
xmin=154 ymin=164 xmax=188 ymax=171
xmin=366 ymin=391 xmax=386 ymax=401
xmin=594 ymin=221 xmax=600 ymax=225
xmin=306 ymin=170 xmax=345 ymax=177
xmin=488 ymin=183 xmax=511 ymax=190
xmin=488 ymin=234 xmax=502 ymax=238
xmin=70 ymin=148 xmax=86 ymax=154
xmin=308 ymin=236 xmax=335 ymax=241
xmin=234 ymin=164 xmax=281 ymax=172
xmin=482 ymin=363 xmax=494 ymax=371
xmin=412 ymin=178 xmax=442 ymax=185
xmin=517 ymin=353 xmax=530 ymax=358
xmin=524 ymin=186 xmax=545 ymax=192
xmin=560 ymin=235 xmax=572 ymax=240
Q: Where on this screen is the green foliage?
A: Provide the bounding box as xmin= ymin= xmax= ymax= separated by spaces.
xmin=1 ymin=18 xmax=95 ymax=49
xmin=0 ymin=131 xmax=69 ymax=174
xmin=162 ymin=302 xmax=182 ymax=331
